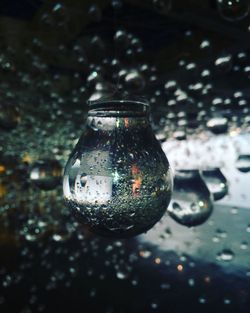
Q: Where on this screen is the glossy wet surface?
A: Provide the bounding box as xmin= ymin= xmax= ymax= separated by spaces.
xmin=1 ymin=1 xmax=250 ymax=312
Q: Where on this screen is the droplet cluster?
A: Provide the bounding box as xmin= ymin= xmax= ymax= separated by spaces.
xmin=0 ymin=1 xmax=250 ymax=312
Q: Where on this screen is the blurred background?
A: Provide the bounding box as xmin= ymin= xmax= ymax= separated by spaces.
xmin=0 ymin=0 xmax=250 ymax=312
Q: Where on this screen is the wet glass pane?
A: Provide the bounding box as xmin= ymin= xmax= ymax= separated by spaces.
xmin=0 ymin=1 xmax=250 ymax=313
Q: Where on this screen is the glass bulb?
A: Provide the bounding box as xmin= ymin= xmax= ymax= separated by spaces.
xmin=63 ymin=100 xmax=172 ymax=238
xmin=168 ymin=170 xmax=213 ymax=227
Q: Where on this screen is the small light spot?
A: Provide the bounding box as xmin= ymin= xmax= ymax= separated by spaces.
xmin=155 ymin=257 xmax=161 ymax=264
xmin=0 ymin=165 xmax=5 ymax=174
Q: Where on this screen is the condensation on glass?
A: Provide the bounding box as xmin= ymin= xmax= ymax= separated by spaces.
xmin=63 ymin=100 xmax=173 ymax=237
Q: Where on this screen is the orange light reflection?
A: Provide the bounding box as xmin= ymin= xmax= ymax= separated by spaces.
xmin=131 ymin=165 xmax=142 ymax=196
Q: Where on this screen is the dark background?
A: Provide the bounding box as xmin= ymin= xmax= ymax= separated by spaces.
xmin=0 ymin=1 xmax=250 ymax=313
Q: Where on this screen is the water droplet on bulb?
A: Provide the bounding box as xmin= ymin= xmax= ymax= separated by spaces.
xmin=207 ymin=117 xmax=228 ymax=134
xmin=63 ymin=100 xmax=172 ymax=237
xmin=80 ymin=174 xmax=88 ymax=188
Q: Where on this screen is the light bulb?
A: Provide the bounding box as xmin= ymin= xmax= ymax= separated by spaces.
xmin=168 ymin=170 xmax=213 ymax=227
xmin=63 ymin=100 xmax=172 ymax=237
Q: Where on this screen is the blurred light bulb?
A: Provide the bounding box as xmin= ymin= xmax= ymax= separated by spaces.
xmin=63 ymin=100 xmax=172 ymax=237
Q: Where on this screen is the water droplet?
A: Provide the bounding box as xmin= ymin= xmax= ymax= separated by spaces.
xmin=206 ymin=117 xmax=229 ymax=134
xmin=150 ymin=302 xmax=158 ymax=309
xmin=201 ymin=168 xmax=228 ymax=201
xmin=236 ymin=155 xmax=250 ymax=173
xmin=80 ymin=174 xmax=87 ymax=187
xmin=168 ymin=170 xmax=213 ymax=227
xmin=216 ymin=249 xmax=235 ymax=262
xmin=217 ymin=0 xmax=249 ymax=21
xmin=240 ymin=241 xmax=248 ymax=250
xmin=188 ymin=278 xmax=195 ymax=287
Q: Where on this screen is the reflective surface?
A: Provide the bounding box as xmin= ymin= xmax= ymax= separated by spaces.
xmin=63 ymin=101 xmax=172 ymax=237
xmin=201 ymin=168 xmax=228 ymax=201
xmin=30 ymin=159 xmax=62 ymax=191
xmin=0 ymin=1 xmax=250 ymax=313
xmin=168 ymin=170 xmax=213 ymax=226
xmin=217 ymin=0 xmax=250 ymax=21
